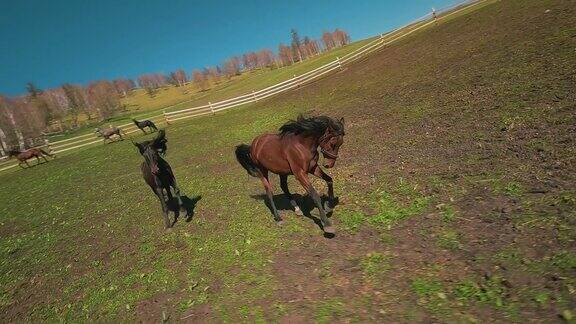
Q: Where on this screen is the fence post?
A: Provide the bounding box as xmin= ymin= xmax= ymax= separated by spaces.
xmin=163 ymin=110 xmax=170 ymax=125
xmin=44 ymin=138 xmax=52 ymax=154
xmin=252 ymin=90 xmax=257 ymax=102
xmin=337 ymin=56 xmax=343 ymax=70
xmin=209 ymin=102 xmax=215 ymax=115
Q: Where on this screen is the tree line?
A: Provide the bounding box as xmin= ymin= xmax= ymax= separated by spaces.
xmin=0 ymin=28 xmax=350 ymax=154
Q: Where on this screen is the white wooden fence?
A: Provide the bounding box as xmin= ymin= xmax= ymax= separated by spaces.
xmin=0 ymin=0 xmax=483 ymax=173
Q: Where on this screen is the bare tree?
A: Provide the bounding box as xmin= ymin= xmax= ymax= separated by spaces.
xmin=278 ymin=44 xmax=293 ymax=67
xmin=170 ymin=69 xmax=187 ymax=87
xmin=86 ymin=81 xmax=122 ymax=120
xmin=192 ymin=70 xmax=209 ymax=91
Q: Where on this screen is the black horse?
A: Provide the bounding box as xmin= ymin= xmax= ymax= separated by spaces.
xmin=132 ymin=118 xmax=158 ymax=134
xmin=134 ymin=130 xmax=184 ymax=229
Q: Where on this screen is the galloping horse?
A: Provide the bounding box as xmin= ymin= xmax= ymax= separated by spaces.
xmin=8 ymin=148 xmax=54 ymax=168
xmin=134 ymin=130 xmax=184 ymax=229
xmin=235 ymin=115 xmax=345 ymax=234
xmin=132 ymin=119 xmax=158 ymax=134
xmin=95 ymin=127 xmax=124 ymax=143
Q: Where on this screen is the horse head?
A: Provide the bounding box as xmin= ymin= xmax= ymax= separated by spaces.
xmin=319 ymin=117 xmax=345 ymax=168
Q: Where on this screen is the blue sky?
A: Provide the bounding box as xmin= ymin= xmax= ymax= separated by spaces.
xmin=0 ymin=0 xmax=458 ymax=96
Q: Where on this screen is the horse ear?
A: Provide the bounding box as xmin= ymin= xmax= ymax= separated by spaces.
xmin=339 ymin=117 xmax=345 ymax=126
xmin=134 ymin=142 xmax=145 ymax=154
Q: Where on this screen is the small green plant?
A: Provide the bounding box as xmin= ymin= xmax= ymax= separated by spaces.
xmin=338 ymin=209 xmax=365 ymax=233
xmin=411 ymin=277 xmax=444 ymax=298
xmin=437 ymin=230 xmax=461 ymax=250
xmin=438 ymin=204 xmax=457 ymax=222
xmin=315 ymin=298 xmax=346 ymax=324
xmin=361 ymin=252 xmax=391 ymax=280
xmin=532 ymin=291 xmax=549 ymax=306
xmin=454 ymin=276 xmax=508 ymax=308
xmin=369 ymin=182 xmax=431 ymax=228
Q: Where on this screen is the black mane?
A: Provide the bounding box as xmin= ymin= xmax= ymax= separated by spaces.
xmin=279 ymin=115 xmax=344 ymax=137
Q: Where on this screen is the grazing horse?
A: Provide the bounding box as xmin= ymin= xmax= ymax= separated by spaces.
xmin=134 ymin=130 xmax=184 ymax=229
xmin=132 ymin=118 xmax=158 ymax=134
xmin=95 ymin=127 xmax=124 ymax=143
xmin=235 ymin=115 xmax=345 ymax=235
xmin=8 ymin=148 xmax=54 ymax=168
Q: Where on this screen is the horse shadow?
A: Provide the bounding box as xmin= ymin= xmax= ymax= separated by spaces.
xmin=167 ymin=195 xmax=202 ymax=225
xmin=250 ymin=193 xmax=339 ymax=235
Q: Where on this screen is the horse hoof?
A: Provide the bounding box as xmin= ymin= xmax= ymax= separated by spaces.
xmin=323 ymin=226 xmax=336 ymax=234
xmin=294 ymin=208 xmax=303 ymax=216
xmin=164 ymin=227 xmax=173 ymax=233
xmin=276 ymin=220 xmax=285 ymax=226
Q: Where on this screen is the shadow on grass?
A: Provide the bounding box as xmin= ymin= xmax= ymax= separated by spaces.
xmin=250 ymin=193 xmax=339 ymax=237
xmin=167 ymin=195 xmax=202 ymax=226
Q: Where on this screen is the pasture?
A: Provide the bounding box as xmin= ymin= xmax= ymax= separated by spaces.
xmin=1 ymin=0 xmax=575 ymax=322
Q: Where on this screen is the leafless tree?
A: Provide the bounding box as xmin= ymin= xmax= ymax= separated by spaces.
xmin=192 ymin=69 xmax=209 ymax=91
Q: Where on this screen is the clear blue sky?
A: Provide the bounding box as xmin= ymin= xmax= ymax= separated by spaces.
xmin=0 ymin=0 xmax=458 ymax=96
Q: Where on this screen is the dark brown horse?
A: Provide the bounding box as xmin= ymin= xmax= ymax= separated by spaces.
xmin=235 ymin=115 xmax=345 ymax=234
xmin=134 ymin=130 xmax=184 ymax=229
xmin=132 ymin=118 xmax=158 ymax=134
xmin=8 ymin=148 xmax=54 ymax=168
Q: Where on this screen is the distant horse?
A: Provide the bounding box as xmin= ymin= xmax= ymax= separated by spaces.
xmin=95 ymin=127 xmax=124 ymax=143
xmin=235 ymin=115 xmax=345 ymax=235
xmin=132 ymin=118 xmax=158 ymax=134
xmin=8 ymin=147 xmax=54 ymax=168
xmin=134 ymin=130 xmax=184 ymax=229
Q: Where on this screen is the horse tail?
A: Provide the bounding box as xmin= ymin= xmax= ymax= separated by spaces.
xmin=235 ymin=144 xmax=259 ymax=177
xmin=39 ymin=148 xmax=54 ymax=157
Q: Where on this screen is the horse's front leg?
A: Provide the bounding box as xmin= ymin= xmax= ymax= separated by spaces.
xmin=170 ymin=178 xmax=184 ymax=210
xmin=280 ymin=174 xmax=302 ymax=216
xmin=18 ymin=161 xmax=25 ymax=169
xmin=311 ymin=166 xmax=335 ymax=213
xmin=294 ymin=169 xmax=334 ymax=234
xmin=155 ymin=187 xmax=171 ymax=229
xmin=24 ymin=160 xmax=30 ymax=168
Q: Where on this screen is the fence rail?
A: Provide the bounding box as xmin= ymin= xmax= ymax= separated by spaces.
xmin=0 ymin=0 xmax=484 ymax=173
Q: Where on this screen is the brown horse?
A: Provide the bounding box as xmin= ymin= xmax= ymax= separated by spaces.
xmin=8 ymin=148 xmax=54 ymax=168
xmin=235 ymin=115 xmax=345 ymax=235
xmin=95 ymin=127 xmax=124 ymax=143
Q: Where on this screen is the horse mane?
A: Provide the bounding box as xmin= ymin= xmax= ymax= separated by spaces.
xmin=278 ymin=115 xmax=344 ymax=137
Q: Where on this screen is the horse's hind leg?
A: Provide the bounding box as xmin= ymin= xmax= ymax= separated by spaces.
xmin=280 ymin=175 xmax=302 ymax=216
xmin=259 ymin=170 xmax=282 ymax=224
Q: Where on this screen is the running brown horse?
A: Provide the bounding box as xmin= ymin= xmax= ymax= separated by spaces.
xmin=95 ymin=127 xmax=124 ymax=143
xmin=235 ymin=115 xmax=345 ymax=234
xmin=8 ymin=147 xmax=54 ymax=168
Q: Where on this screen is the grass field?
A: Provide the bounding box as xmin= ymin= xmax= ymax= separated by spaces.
xmin=1 ymin=0 xmax=575 ymax=322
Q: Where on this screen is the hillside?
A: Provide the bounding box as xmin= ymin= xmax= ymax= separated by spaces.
xmin=0 ymin=0 xmax=574 ymax=322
